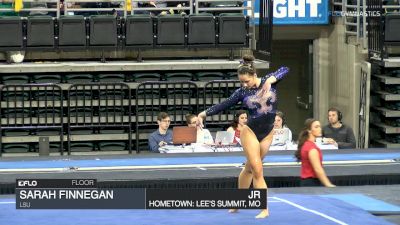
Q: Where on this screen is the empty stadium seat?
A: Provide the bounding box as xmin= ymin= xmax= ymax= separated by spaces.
xmin=226 ymin=71 xmax=238 ymax=80
xmin=97 ymin=73 xmax=126 ymax=82
xmin=89 ymin=15 xmax=118 ymax=47
xmin=98 ymin=141 xmax=127 ymax=151
xmin=65 ymin=74 xmax=94 ymax=83
xmin=2 ymin=109 xmax=31 ymax=118
xmin=0 ymin=16 xmax=23 ymax=49
xmin=218 ymin=13 xmax=247 ymax=46
xmin=1 ymin=91 xmax=29 ymax=101
xmin=157 ymin=15 xmax=185 ymax=46
xmin=385 ymin=13 xmax=400 ymax=42
xmin=0 ymin=75 xmax=30 ymax=84
xmin=69 ymin=142 xmax=95 ymax=152
xmin=33 ymin=74 xmax=62 ymax=83
xmin=188 ymin=14 xmax=215 ymax=46
xmin=132 ymin=72 xmax=162 ymax=82
xmin=68 ymin=91 xmax=93 ymax=100
xmin=69 ymin=107 xmax=95 ymax=117
xmin=35 ymin=108 xmax=62 ymax=118
xmin=34 ymin=91 xmax=62 ymax=100
xmin=165 ymin=72 xmax=194 ymax=81
xmin=27 ymin=16 xmax=55 ymax=47
xmin=1 ymin=143 xmax=30 ymax=153
xmin=125 ymin=14 xmax=154 ymax=47
xmin=58 ymin=15 xmax=87 ymax=47
xmin=196 ymin=71 xmax=225 ymax=81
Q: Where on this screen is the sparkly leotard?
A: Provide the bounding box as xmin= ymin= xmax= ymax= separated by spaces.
xmin=206 ymin=67 xmax=289 ymax=141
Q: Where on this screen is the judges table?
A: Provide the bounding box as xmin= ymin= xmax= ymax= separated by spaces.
xmin=159 ymin=142 xmax=338 ymax=153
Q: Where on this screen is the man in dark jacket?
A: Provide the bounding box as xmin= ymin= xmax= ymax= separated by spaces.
xmin=322 ymin=107 xmax=356 ymax=149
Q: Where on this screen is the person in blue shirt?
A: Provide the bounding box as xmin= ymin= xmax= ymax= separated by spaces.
xmin=148 ymin=112 xmax=173 ymax=152
xmin=197 ymin=55 xmax=289 ymax=218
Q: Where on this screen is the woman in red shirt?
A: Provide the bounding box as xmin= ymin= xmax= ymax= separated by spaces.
xmin=227 ymin=110 xmax=248 ymax=144
xmin=294 ymin=119 xmax=335 ymax=187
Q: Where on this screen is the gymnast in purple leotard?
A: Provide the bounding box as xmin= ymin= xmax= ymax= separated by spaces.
xmin=197 ymin=55 xmax=289 ymax=219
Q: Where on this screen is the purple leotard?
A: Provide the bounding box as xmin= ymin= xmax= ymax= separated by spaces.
xmin=206 ymin=66 xmax=289 ymax=141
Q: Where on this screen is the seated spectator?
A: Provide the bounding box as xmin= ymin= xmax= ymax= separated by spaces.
xmin=186 ymin=114 xmax=213 ymax=144
xmin=295 ymin=119 xmax=335 ymax=187
xmin=148 ymin=112 xmax=173 ymax=152
xmin=273 ymin=111 xmax=292 ymax=142
xmin=0 ymin=1 xmax=18 ymax=16
xmin=322 ymin=107 xmax=356 ymax=149
xmin=227 ymin=110 xmax=248 ymax=144
xmin=138 ymin=1 xmax=184 ymax=15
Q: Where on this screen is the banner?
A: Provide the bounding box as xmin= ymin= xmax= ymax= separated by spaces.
xmin=248 ymin=0 xmax=329 ymax=25
xmin=16 ymin=179 xmax=267 ymax=210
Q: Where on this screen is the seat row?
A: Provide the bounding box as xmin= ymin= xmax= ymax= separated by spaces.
xmin=0 ymin=71 xmax=238 ymax=84
xmin=0 ymin=13 xmax=249 ymax=51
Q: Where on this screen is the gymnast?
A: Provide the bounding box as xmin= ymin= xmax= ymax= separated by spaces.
xmin=197 ymin=55 xmax=289 ymax=218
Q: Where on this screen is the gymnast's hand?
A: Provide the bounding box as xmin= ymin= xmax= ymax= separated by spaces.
xmin=256 ymin=80 xmax=272 ymax=100
xmin=197 ymin=111 xmax=206 ymax=129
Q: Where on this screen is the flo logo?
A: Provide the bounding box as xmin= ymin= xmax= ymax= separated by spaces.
xmin=274 ymin=0 xmax=322 ymax=18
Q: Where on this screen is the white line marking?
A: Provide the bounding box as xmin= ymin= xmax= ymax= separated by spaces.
xmin=0 ymin=160 xmax=396 ymax=173
xmin=271 ymin=197 xmax=348 ymax=225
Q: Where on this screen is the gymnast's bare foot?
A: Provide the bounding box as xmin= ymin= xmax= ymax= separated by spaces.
xmin=255 ymin=209 xmax=269 ymax=219
xmin=228 ymin=209 xmax=238 ymax=213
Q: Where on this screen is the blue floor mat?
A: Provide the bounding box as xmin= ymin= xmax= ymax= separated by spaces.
xmin=0 ymin=194 xmax=395 ymax=225
xmin=321 ymin=194 xmax=400 ymax=215
xmin=0 ymin=152 xmax=399 ymax=170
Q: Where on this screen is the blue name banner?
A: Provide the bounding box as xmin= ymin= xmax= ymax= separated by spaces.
xmin=248 ymin=0 xmax=329 ymax=25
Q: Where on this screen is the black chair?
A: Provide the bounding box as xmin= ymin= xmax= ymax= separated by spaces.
xmin=58 ymin=15 xmax=87 ymax=48
xmin=125 ymin=14 xmax=154 ymax=47
xmin=188 ymin=14 xmax=215 ymax=46
xmin=0 ymin=16 xmax=23 ymax=50
xmin=97 ymin=73 xmax=126 ymax=82
xmin=157 ymin=15 xmax=185 ymax=46
xmin=27 ymin=16 xmax=54 ymax=48
xmin=132 ymin=72 xmax=162 ymax=82
xmin=165 ymin=72 xmax=194 ymax=81
xmin=89 ymin=15 xmax=118 ymax=47
xmin=218 ymin=13 xmax=247 ymax=46
xmin=384 ymin=13 xmax=400 ymax=43
xmin=33 ymin=74 xmax=62 ymax=83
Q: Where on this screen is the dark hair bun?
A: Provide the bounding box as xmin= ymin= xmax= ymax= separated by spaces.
xmin=242 ymin=55 xmax=255 ymax=63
